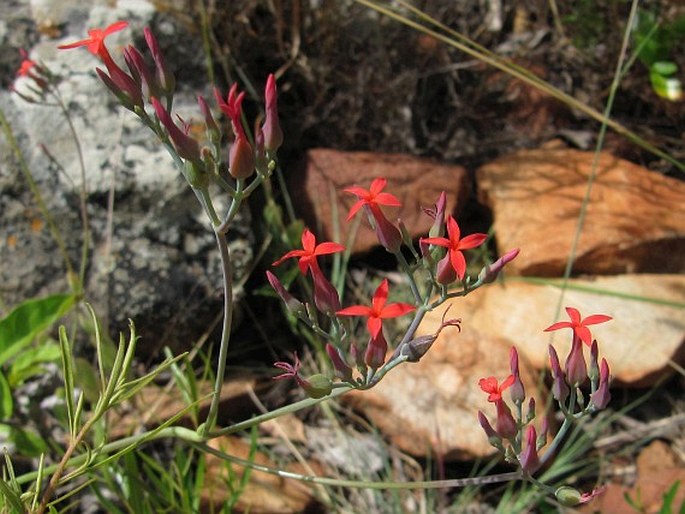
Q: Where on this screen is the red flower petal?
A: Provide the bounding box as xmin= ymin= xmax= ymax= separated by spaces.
xmin=379 ymin=303 xmax=415 ymax=318
xmin=583 ymin=314 xmax=613 ymax=326
xmin=449 ymin=249 xmax=467 ymax=280
xmin=544 ymin=321 xmax=572 ymax=332
xmin=458 ymin=233 xmax=488 ymax=250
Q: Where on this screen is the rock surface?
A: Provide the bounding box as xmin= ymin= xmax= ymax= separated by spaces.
xmin=0 ymin=1 xmax=251 ymax=352
xmin=204 ymin=436 xmax=321 ymax=514
xmin=477 ymin=147 xmax=685 ymax=276
xmin=292 ymin=148 xmax=470 ymax=253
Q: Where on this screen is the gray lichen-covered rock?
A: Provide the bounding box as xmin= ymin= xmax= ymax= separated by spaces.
xmin=0 ymin=1 xmax=252 ymax=354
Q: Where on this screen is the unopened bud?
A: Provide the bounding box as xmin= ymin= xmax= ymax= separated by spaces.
xmin=365 ymin=332 xmax=388 ymax=370
xmin=301 ymin=373 xmax=332 ymax=399
xmin=519 ymin=425 xmax=540 ymax=474
xmin=590 ymin=358 xmax=611 ymax=410
xmin=266 ymin=271 xmax=305 ymax=316
xmin=565 ymin=336 xmax=587 ymax=386
xmin=228 ymin=135 xmax=255 ymax=179
xmin=509 ymin=347 xmax=525 ymax=404
xmin=262 ymin=73 xmax=283 ymax=153
xmin=478 ymin=411 xmax=503 ymax=450
xmin=479 ymin=248 xmax=520 ymax=284
xmin=326 ymin=343 xmax=353 ymax=381
xmin=369 ymin=206 xmax=402 ymax=254
xmin=555 ymin=486 xmax=582 ymax=507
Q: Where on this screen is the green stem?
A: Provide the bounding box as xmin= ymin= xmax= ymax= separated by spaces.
xmin=196 ymin=439 xmax=524 ymax=489
xmin=201 ymin=229 xmax=234 ymax=435
xmin=396 ymin=251 xmax=422 ymax=303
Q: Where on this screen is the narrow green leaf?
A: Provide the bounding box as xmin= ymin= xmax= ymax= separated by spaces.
xmin=0 ymin=479 xmax=23 ymax=513
xmin=0 ymin=372 xmax=13 ymax=420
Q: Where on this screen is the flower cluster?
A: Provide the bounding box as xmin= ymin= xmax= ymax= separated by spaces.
xmin=269 ymin=178 xmax=518 ymax=396
xmin=55 ymin=21 xmax=282 ymax=200
xmin=477 ymin=307 xmax=612 ymax=506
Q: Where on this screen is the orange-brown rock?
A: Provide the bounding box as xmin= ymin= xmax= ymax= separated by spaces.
xmin=202 ymin=436 xmax=322 ymax=513
xmin=292 ymin=149 xmax=470 ymax=253
xmin=477 ymin=148 xmax=685 ymax=276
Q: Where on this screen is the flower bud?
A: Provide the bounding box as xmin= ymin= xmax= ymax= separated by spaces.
xmin=509 ymin=347 xmax=525 ymax=404
xmin=588 ymin=340 xmax=600 ymax=382
xmin=590 ymin=358 xmax=611 ymax=410
xmin=311 ymin=266 xmax=341 ymax=315
xmin=369 ymin=206 xmax=402 ymax=254
xmin=184 ymin=160 xmax=210 ymax=190
xmin=435 ymin=253 xmax=457 ymax=285
xmin=228 ymin=135 xmax=255 ymax=179
xmin=555 ymin=486 xmax=583 ymax=507
xmin=479 ymin=248 xmax=520 ymax=284
xmin=198 ymin=95 xmax=220 ymax=146
xmin=526 ymin=397 xmax=536 ymax=423
xmin=478 ymin=411 xmax=503 ymax=451
xmin=519 ymin=425 xmax=540 ymax=474
xmin=399 ymin=334 xmax=437 ymax=363
xmin=537 ymin=416 xmax=548 ymax=449
xmin=152 ymin=97 xmax=201 ymax=162
xmin=261 ymin=73 xmax=283 ymax=153
xmin=350 ymin=343 xmax=366 ymax=373
xmin=326 ymin=343 xmax=353 ymax=381
xmin=301 ymin=373 xmax=333 ymax=399
xmin=144 ymin=27 xmax=175 ymax=99
xmin=565 ymin=335 xmax=587 ymax=386
xmin=424 ymin=191 xmax=446 ymax=238
xmin=365 ymin=332 xmax=388 ymax=370
xmin=266 ymin=271 xmax=305 ymax=316
xmin=495 ymin=400 xmax=517 ymax=440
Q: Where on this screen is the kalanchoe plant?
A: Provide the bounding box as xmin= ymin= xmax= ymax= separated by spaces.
xmin=268 ymin=179 xmax=520 ymax=392
xmin=57 ymin=21 xmax=284 ymax=440
xmin=476 ymin=308 xmax=613 ymax=506
xmin=6 ymin=18 xmax=617 ymax=512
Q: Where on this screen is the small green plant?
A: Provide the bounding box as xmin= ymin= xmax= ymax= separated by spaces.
xmin=633 ymin=9 xmax=685 ymax=101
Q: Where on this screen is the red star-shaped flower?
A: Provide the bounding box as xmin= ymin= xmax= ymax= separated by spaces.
xmin=336 ymin=279 xmax=415 ymax=339
xmin=344 ymin=178 xmax=401 ymax=221
xmin=272 ymin=228 xmax=344 ymax=275
xmin=478 ymin=375 xmax=515 ymax=403
xmin=58 ymin=21 xmax=128 ymax=60
xmin=544 ymin=307 xmax=612 ymax=346
xmin=421 ymin=215 xmax=488 ymax=280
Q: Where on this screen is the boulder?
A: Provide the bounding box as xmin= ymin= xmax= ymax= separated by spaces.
xmin=477 ymin=147 xmax=685 ymax=276
xmin=291 ymin=148 xmax=470 ymax=253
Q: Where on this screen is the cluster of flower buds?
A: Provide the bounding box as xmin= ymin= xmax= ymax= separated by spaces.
xmin=269 ymin=178 xmax=519 ymax=395
xmin=477 ymin=307 xmax=612 ymax=506
xmin=56 ymin=21 xmax=282 ymax=198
